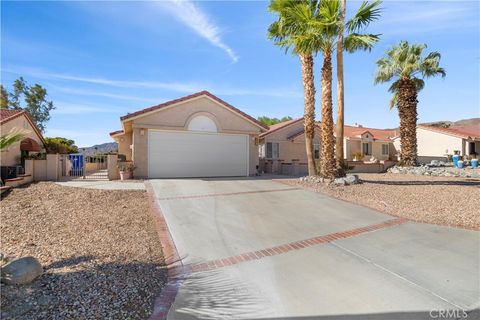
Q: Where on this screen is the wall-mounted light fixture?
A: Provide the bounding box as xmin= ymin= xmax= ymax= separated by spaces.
xmin=140 ymin=129 xmax=145 ymax=136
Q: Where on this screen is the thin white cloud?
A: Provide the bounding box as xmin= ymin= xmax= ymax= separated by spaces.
xmin=51 ymin=85 xmax=166 ymax=103
xmin=4 ymin=67 xmax=302 ymax=99
xmin=158 ymin=0 xmax=238 ymax=62
xmin=51 ymin=102 xmax=126 ymax=115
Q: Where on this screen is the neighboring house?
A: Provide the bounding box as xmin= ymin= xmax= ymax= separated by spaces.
xmin=343 ymin=125 xmax=398 ymax=161
xmin=258 ymin=119 xmax=397 ymax=174
xmin=110 ymin=91 xmax=268 ymax=178
xmin=258 ymin=117 xmax=321 ymax=175
xmin=416 ymin=124 xmax=480 ymax=163
xmin=0 ymin=109 xmax=45 ymax=168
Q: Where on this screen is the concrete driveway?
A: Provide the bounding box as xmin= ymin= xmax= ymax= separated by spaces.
xmin=149 ymin=178 xmax=479 ymax=320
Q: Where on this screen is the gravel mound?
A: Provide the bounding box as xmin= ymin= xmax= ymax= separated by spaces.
xmin=288 ymin=173 xmax=480 ymax=230
xmin=388 ymin=164 xmax=480 ymax=178
xmin=0 ymin=182 xmax=166 ymax=319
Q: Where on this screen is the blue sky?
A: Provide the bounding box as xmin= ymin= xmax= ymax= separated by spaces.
xmin=1 ymin=0 xmax=479 ymax=147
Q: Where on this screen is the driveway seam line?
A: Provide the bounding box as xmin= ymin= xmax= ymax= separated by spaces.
xmin=156 ymin=187 xmax=300 ymax=200
xmin=330 ymin=241 xmax=467 ymax=310
xmin=183 ymin=218 xmax=408 ymax=274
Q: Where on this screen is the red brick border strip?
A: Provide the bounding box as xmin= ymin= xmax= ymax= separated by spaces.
xmin=157 ymin=187 xmax=300 ymax=201
xmin=145 ymin=181 xmax=185 ymax=320
xmin=184 ymin=217 xmax=408 ymax=274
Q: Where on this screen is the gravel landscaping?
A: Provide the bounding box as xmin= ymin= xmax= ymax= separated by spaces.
xmin=287 ymin=173 xmax=480 ymax=230
xmin=0 ymin=182 xmax=166 ymax=319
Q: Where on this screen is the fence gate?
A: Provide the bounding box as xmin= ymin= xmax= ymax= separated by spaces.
xmin=60 ymin=154 xmax=108 ymax=180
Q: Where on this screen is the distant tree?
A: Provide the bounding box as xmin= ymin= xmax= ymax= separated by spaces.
xmin=258 ymin=116 xmax=293 ymax=126
xmin=0 ymin=85 xmax=8 ymax=109
xmin=44 ymin=137 xmax=78 ymax=154
xmin=5 ymin=77 xmax=55 ymax=133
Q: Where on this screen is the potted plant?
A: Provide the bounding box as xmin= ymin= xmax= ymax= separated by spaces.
xmin=352 ymin=152 xmax=364 ymax=162
xmin=117 ymin=162 xmax=135 ymax=180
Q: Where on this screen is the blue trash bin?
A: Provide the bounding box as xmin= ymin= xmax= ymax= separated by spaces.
xmin=471 ymin=159 xmax=478 ymax=169
xmin=457 ymin=160 xmax=464 ymax=169
xmin=452 ymin=155 xmax=459 ymax=168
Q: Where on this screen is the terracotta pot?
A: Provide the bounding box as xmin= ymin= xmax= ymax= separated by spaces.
xmin=119 ymin=171 xmax=132 ymax=180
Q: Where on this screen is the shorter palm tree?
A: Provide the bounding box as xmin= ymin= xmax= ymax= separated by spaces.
xmin=374 ymin=41 xmax=445 ymax=166
xmin=0 ymin=128 xmax=25 ymax=150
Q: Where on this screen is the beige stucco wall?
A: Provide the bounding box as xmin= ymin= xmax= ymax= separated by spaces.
xmin=114 ymin=133 xmax=132 ymax=161
xmin=0 ymin=114 xmax=44 ymax=166
xmin=122 ymin=96 xmax=263 ymax=178
xmin=33 ymin=159 xmax=47 ymax=181
xmin=132 ymin=128 xmax=148 ymax=177
xmin=260 ymin=121 xmax=321 ymax=164
xmin=417 ymin=127 xmax=464 ymax=157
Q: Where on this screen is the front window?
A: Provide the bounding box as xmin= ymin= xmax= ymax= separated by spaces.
xmin=382 ymin=144 xmax=389 ymax=155
xmin=362 ymin=143 xmax=371 ymax=156
xmin=314 ymin=144 xmax=320 ymax=159
xmin=266 ymin=142 xmax=279 ymax=159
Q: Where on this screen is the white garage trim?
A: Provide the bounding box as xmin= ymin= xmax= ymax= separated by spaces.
xmin=148 ymin=129 xmax=249 ymax=178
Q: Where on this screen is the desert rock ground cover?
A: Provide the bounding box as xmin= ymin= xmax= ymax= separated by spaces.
xmin=0 ymin=182 xmax=166 ymax=319
xmin=286 ymin=173 xmax=480 ymax=230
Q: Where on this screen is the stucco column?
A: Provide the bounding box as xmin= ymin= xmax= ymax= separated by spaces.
xmin=24 ymin=159 xmax=34 ymax=176
xmin=107 ymin=154 xmax=119 ymax=180
xmin=292 ymin=159 xmax=299 ymax=176
xmin=46 ymin=154 xmax=59 ymax=181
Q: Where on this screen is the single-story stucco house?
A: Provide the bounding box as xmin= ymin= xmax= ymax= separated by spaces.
xmin=414 ymin=124 xmax=480 ymax=163
xmin=110 ymin=91 xmax=268 ymax=178
xmin=1 ymin=109 xmax=45 ymax=167
xmin=258 ymin=118 xmax=321 ymax=175
xmin=258 ymin=118 xmax=398 ymax=174
xmin=343 ymin=124 xmax=398 ymax=161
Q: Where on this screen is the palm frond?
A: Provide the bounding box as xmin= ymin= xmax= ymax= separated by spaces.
xmin=344 ymin=33 xmax=380 ymax=53
xmin=346 ymin=0 xmax=382 ymax=33
xmin=412 ymin=77 xmax=425 ymax=91
xmin=389 ymin=92 xmax=398 ymax=110
xmin=0 ymin=128 xmax=26 ymax=150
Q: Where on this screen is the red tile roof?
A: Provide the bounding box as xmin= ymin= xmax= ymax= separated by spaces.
xmin=259 ymin=117 xmax=304 ymax=138
xmin=418 ymin=124 xmax=480 ymax=139
xmin=109 ymin=130 xmax=124 ymax=137
xmin=0 ymin=109 xmax=23 ymax=124
xmin=119 ymin=90 xmax=268 ymax=130
xmin=343 ymin=125 xmax=398 ymax=141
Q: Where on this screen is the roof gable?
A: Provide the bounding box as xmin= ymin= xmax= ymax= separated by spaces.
xmin=259 ymin=117 xmax=304 ymax=138
xmin=120 ymin=91 xmax=268 ymax=131
xmin=0 ymin=110 xmax=45 ymax=144
xmin=343 ymin=125 xmax=397 ymax=141
xmin=0 ymin=109 xmax=23 ymax=124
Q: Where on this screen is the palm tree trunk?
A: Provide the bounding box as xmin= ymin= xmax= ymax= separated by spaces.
xmin=397 ymin=79 xmax=419 ymax=166
xmin=299 ymin=54 xmax=317 ymax=176
xmin=335 ymin=0 xmax=346 ymax=177
xmin=320 ymin=50 xmax=336 ymax=179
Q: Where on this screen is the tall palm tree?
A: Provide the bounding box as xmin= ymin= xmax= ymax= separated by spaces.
xmin=315 ymin=0 xmax=381 ymax=178
xmin=374 ymin=41 xmax=445 ymax=166
xmin=335 ymin=0 xmax=346 ymax=176
xmin=268 ymin=0 xmax=321 ymax=176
